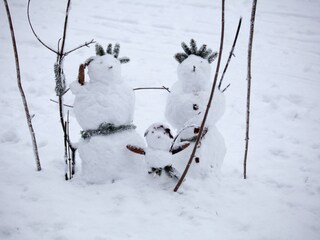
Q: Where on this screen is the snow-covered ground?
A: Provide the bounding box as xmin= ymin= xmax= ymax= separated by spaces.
xmin=1 ymin=0 xmax=319 ymax=239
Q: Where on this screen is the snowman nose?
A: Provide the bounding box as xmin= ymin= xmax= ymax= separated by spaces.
xmin=193 ymin=66 xmax=196 ymax=72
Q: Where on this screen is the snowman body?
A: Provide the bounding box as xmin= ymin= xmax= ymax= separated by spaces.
xmin=165 ymin=50 xmax=226 ymax=178
xmin=71 ymin=52 xmax=145 ymax=183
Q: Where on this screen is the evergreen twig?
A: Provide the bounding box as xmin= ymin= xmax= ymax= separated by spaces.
xmin=173 ymin=0 xmax=225 ymax=192
xmin=4 ymin=0 xmax=42 ymax=171
xmin=218 ymin=17 xmax=242 ymax=91
xmin=244 ymin=0 xmax=258 ymax=180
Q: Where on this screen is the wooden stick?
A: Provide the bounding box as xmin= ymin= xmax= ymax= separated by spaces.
xmin=4 ymin=0 xmax=42 ymax=171
xmin=218 ymin=17 xmax=242 ymax=91
xmin=173 ymin=0 xmax=225 ymax=192
xmin=244 ymin=0 xmax=258 ymax=180
xmin=133 ymin=86 xmax=170 ymax=93
xmin=50 ymin=99 xmax=73 ymax=108
xmin=54 ymin=0 xmax=77 ymax=180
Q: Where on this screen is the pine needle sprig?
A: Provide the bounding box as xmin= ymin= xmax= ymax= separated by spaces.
xmin=202 ymin=49 xmax=212 ymax=59
xmin=106 ymin=43 xmax=113 ymax=54
xmin=174 ymin=53 xmax=189 ymax=63
xmin=95 ymin=43 xmax=105 ymax=56
xmin=208 ymin=52 xmax=218 ymax=63
xmin=181 ymin=42 xmax=192 ymax=55
xmin=197 ymin=44 xmax=207 ymax=57
xmin=190 ymin=39 xmax=197 ymax=54
xmin=119 ymin=57 xmax=130 ymax=64
xmin=54 ymin=63 xmax=66 ymax=96
xmin=113 ymin=43 xmax=120 ymax=58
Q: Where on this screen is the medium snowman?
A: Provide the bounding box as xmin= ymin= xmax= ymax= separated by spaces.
xmin=165 ymin=39 xmax=226 ymax=179
xmin=70 ymin=43 xmax=145 ymax=184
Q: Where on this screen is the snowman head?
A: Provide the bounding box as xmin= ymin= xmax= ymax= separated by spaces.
xmin=174 ymin=39 xmax=218 ymax=92
xmin=144 ymin=123 xmax=174 ymax=151
xmin=84 ymin=43 xmax=130 ymax=84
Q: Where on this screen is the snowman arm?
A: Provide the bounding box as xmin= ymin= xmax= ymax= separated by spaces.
xmin=126 ymin=145 xmax=146 ymax=155
xmin=194 ymin=126 xmax=208 ymax=138
xmin=171 ymin=142 xmax=190 ymax=155
xmin=133 ymin=86 xmax=170 ymax=93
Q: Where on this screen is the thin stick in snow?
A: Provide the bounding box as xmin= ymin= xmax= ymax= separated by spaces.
xmin=3 ymin=0 xmax=42 ymax=171
xmin=244 ymin=0 xmax=258 ymax=180
xmin=218 ymin=17 xmax=242 ymax=91
xmin=173 ymin=0 xmax=225 ymax=192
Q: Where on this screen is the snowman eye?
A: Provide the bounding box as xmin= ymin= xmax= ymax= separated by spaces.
xmin=152 ymin=131 xmax=154 ymax=134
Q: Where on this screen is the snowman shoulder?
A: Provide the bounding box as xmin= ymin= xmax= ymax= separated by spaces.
xmin=70 ymin=81 xmax=88 ymax=95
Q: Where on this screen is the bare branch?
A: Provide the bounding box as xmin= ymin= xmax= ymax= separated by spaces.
xmin=173 ymin=0 xmax=225 ymax=192
xmin=244 ymin=0 xmax=258 ymax=180
xmin=4 ymin=0 xmax=42 ymax=171
xmin=222 ymin=83 xmax=231 ymax=93
xmin=133 ymin=86 xmax=170 ymax=93
xmin=64 ymin=39 xmax=95 ymax=56
xmin=50 ymin=99 xmax=73 ymax=108
xmin=27 ymin=0 xmax=59 ymax=55
xmin=218 ymin=17 xmax=242 ymax=91
xmin=59 ymin=0 xmax=71 ymax=59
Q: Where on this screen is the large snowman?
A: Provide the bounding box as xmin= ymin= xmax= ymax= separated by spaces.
xmin=70 ymin=43 xmax=145 ymax=184
xmin=165 ymin=39 xmax=226 ymax=179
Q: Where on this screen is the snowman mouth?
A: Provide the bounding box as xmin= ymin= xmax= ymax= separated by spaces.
xmin=108 ymin=66 xmax=113 ymax=69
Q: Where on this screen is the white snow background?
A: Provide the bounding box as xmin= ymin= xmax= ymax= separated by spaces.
xmin=0 ymin=0 xmax=319 ymax=239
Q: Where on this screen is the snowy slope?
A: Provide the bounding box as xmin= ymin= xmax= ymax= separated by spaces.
xmin=0 ymin=0 xmax=319 ymax=239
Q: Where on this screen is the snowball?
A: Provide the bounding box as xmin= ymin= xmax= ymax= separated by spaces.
xmin=165 ymin=83 xmax=225 ymax=130
xmin=145 ymin=149 xmax=172 ymax=170
xmin=72 ymin=81 xmax=135 ymax=130
xmin=144 ymin=122 xmax=173 ymax=151
xmin=87 ymin=55 xmax=122 ymax=84
xmin=172 ymin=125 xmax=226 ymax=179
xmin=177 ymin=55 xmax=211 ymax=93
xmin=79 ymin=130 xmax=146 ymax=184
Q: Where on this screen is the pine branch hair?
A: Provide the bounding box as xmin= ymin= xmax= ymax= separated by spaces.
xmin=174 ymin=39 xmax=218 ymax=64
xmin=94 ymin=43 xmax=130 ymax=64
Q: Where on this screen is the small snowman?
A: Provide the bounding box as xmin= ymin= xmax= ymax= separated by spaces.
xmin=165 ymin=39 xmax=226 ymax=178
xmin=70 ymin=43 xmax=145 ymax=184
xmin=126 ymin=123 xmax=190 ymax=180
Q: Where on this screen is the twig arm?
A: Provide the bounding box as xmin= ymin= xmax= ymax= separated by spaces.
xmin=126 ymin=145 xmax=146 ymax=155
xmin=64 ymin=39 xmax=95 ymax=56
xmin=133 ymin=86 xmax=170 ymax=93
